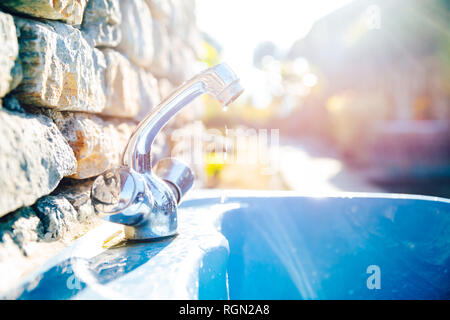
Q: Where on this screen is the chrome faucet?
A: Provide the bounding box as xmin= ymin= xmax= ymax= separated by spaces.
xmin=91 ymin=63 xmax=243 ymax=240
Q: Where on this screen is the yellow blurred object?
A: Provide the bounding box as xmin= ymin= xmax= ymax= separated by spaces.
xmin=203 ymin=130 xmax=288 ymax=190
xmin=215 ymin=163 xmax=287 ymax=190
xmin=205 ymin=151 xmax=225 ymax=178
xmin=199 ymin=40 xmax=221 ymax=67
xmin=326 ymin=93 xmax=349 ymax=113
xmin=102 ymin=229 xmax=126 ymax=249
xmin=413 ymin=95 xmax=432 ymax=120
xmin=202 ymin=93 xmax=275 ymax=123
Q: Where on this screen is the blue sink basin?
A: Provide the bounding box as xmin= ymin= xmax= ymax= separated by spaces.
xmin=6 ymin=190 xmax=450 ymax=300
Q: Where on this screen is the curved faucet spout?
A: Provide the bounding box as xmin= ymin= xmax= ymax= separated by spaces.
xmin=122 ymin=63 xmax=244 ymax=173
xmin=92 ymin=63 xmax=243 ymax=240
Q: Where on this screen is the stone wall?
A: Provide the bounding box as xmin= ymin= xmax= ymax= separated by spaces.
xmin=0 ymin=0 xmax=202 ymax=295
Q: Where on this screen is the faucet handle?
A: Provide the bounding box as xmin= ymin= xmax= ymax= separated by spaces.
xmin=91 ymin=167 xmax=152 ymax=226
xmin=154 ymin=158 xmax=194 ymax=204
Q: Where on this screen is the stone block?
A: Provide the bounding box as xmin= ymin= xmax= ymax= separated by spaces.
xmin=13 ymin=18 xmax=106 ymax=113
xmin=0 ymin=109 xmax=77 ymax=217
xmin=0 ymin=0 xmax=87 ymax=25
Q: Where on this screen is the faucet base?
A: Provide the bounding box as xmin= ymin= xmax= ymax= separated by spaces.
xmin=91 ymin=64 xmax=242 ymax=244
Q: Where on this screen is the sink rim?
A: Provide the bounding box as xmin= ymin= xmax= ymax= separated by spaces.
xmin=185 ymin=189 xmax=450 ymax=204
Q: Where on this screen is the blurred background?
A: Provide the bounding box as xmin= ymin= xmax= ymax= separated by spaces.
xmin=192 ymin=0 xmax=450 ymax=197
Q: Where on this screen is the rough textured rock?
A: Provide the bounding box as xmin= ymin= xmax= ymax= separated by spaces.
xmin=81 ymin=0 xmax=121 ymax=47
xmin=56 ymin=180 xmax=96 ymax=223
xmin=146 ymin=0 xmax=173 ymax=24
xmin=101 ymin=49 xmax=160 ymax=119
xmin=0 ymin=12 xmax=19 ymax=98
xmin=169 ymin=0 xmax=200 ymax=52
xmin=168 ymin=38 xmax=198 ymax=84
xmin=0 ymin=191 xmax=99 ymax=298
xmin=151 ymin=20 xmax=171 ymax=78
xmin=8 ymin=58 xmax=23 ymax=93
xmin=0 ymin=207 xmax=42 ymax=256
xmin=117 ymin=0 xmax=154 ymax=69
xmin=0 ymin=0 xmax=87 ymax=25
xmin=147 ymin=0 xmax=201 ymax=52
xmin=43 ymin=109 xmax=136 ymax=179
xmin=102 ymin=49 xmax=140 ymax=117
xmin=0 ymin=109 xmax=77 ymax=218
xmin=135 ymin=68 xmax=160 ymax=120
xmin=13 ymin=17 xmax=106 ymax=113
xmin=158 ymin=78 xmax=174 ymax=99
xmin=0 ymin=180 xmax=100 ymax=295
xmin=34 ymin=196 xmax=78 ymax=241
xmin=2 ymin=95 xmax=24 ymax=113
